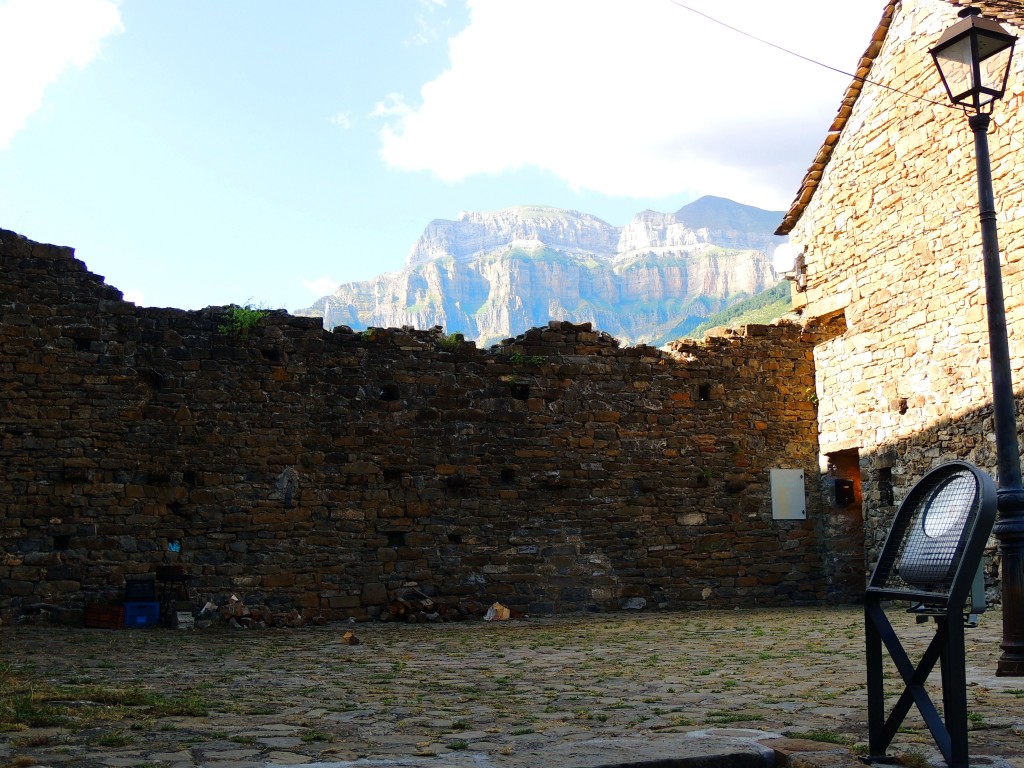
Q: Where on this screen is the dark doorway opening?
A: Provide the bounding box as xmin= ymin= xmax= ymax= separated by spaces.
xmin=824 ymin=448 xmax=866 ymax=600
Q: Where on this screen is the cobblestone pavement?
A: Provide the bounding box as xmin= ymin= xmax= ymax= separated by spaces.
xmin=2 ymin=606 xmax=1022 ymax=768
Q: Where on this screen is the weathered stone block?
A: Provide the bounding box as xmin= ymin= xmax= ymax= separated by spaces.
xmin=360 ymin=582 xmax=389 ymax=605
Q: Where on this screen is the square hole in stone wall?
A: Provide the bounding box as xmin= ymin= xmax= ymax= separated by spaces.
xmin=878 ymin=467 xmax=894 ymax=507
xmin=510 ymin=383 xmax=530 ymax=401
xmin=379 ymin=384 xmax=401 ymax=402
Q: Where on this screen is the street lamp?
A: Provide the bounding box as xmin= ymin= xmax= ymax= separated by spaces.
xmin=931 ymin=6 xmax=1024 ymax=677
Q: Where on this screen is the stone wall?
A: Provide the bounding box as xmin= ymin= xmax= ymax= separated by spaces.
xmin=0 ymin=228 xmax=847 ymax=620
xmin=785 ymin=0 xmax=1024 ymax=567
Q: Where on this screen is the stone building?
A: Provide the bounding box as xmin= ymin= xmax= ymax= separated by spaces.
xmin=777 ymin=0 xmax=1024 ymax=568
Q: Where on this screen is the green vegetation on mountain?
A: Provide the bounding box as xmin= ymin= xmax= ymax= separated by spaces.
xmin=686 ymin=282 xmax=792 ymax=338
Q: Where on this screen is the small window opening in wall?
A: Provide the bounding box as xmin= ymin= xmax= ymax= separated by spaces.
xmin=898 ymin=398 xmax=908 ymax=415
xmin=510 ymin=382 xmax=530 ymax=401
xmin=382 ymin=467 xmax=402 ymax=482
xmin=138 ymin=369 xmax=164 ymax=391
xmin=445 ymin=475 xmax=469 ymax=489
xmin=878 ymin=467 xmax=894 ymax=506
xmin=698 ymin=383 xmax=711 ymax=401
xmin=386 ymin=531 xmax=406 ymax=547
xmin=74 ymin=337 xmax=92 ymax=352
xmin=449 ymin=533 xmax=463 ymax=545
xmin=261 ymin=348 xmax=281 ymax=363
xmin=500 ymin=468 xmax=516 ymax=486
xmin=379 ymin=384 xmax=401 ymax=402
xmin=53 ymin=535 xmax=71 ymax=551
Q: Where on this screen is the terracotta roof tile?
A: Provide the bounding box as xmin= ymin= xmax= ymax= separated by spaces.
xmin=776 ymin=0 xmax=1024 ymax=235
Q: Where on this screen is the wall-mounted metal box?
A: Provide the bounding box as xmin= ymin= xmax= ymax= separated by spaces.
xmin=835 ymin=478 xmax=856 ymax=506
xmin=770 ymin=469 xmax=806 ymax=520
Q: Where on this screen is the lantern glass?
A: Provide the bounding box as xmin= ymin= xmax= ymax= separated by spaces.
xmin=980 ymin=44 xmax=1015 ymax=97
xmin=933 ymin=35 xmax=976 ymax=103
xmin=931 ymin=13 xmax=1016 ymax=112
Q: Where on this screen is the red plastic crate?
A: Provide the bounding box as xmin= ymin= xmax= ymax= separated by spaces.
xmin=84 ymin=603 xmax=124 ymax=629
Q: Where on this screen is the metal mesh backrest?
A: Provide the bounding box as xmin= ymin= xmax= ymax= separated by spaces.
xmin=868 ymin=462 xmax=991 ymax=604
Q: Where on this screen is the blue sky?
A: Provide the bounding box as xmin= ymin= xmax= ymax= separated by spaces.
xmin=1 ymin=0 xmax=888 ymax=311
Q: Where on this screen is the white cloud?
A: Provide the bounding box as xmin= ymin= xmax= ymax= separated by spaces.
xmin=0 ymin=0 xmax=123 ymax=148
xmin=329 ymin=112 xmax=353 ymax=130
xmin=302 ymin=276 xmax=340 ymax=297
xmin=409 ymin=0 xmax=450 ymax=46
xmin=373 ymin=0 xmax=886 ymax=210
xmin=371 ymin=93 xmax=413 ymax=119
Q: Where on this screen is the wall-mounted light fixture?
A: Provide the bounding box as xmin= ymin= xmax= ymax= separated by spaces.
xmin=772 ymin=243 xmax=807 ymax=292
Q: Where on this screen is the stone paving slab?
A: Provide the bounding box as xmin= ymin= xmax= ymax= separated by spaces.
xmin=1 ymin=607 xmax=1022 ymax=768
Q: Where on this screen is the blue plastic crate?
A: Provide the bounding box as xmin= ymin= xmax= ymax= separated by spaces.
xmin=123 ymin=601 xmax=160 ymax=628
xmin=124 ymin=577 xmax=156 ymax=601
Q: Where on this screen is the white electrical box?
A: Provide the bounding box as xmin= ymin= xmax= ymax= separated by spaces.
xmin=770 ymin=468 xmax=806 ymax=520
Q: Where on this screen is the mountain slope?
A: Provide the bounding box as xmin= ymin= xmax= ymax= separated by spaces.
xmin=299 ymin=196 xmax=785 ymax=347
xmin=686 ymin=281 xmax=793 ymax=338
xmin=674 ymin=195 xmax=786 ymax=252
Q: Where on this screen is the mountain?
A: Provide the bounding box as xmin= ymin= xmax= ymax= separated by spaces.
xmin=686 ymin=281 xmax=793 ymax=338
xmin=298 ymin=196 xmax=786 ymax=347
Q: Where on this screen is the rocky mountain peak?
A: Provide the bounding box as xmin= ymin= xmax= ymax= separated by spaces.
xmin=618 ymin=209 xmax=706 ymax=255
xmin=406 ymin=205 xmax=620 ymax=267
xmin=300 ymin=196 xmax=786 ymax=348
xmin=674 ymin=195 xmax=785 ymax=253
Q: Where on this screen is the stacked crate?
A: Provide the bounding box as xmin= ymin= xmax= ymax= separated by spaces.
xmin=123 ymin=576 xmax=159 ymax=628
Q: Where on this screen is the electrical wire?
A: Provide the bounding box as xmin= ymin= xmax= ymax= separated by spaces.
xmin=666 ymin=0 xmax=1024 ymax=153
xmin=665 ymin=0 xmax=958 ymax=111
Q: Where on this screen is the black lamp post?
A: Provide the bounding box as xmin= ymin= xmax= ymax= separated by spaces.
xmin=931 ymin=6 xmax=1024 ymax=677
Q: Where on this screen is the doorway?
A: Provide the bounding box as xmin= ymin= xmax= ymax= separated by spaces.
xmin=824 ymin=448 xmax=866 ymax=600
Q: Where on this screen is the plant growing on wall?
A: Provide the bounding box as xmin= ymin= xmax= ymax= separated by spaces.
xmin=437 ymin=333 xmax=464 ymax=351
xmin=218 ymin=304 xmax=270 ymax=338
xmin=507 ymin=351 xmax=545 ymax=366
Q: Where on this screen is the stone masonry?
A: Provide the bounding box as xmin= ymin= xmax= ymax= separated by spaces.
xmin=0 ymin=229 xmax=855 ymax=620
xmin=781 ymin=0 xmax=1024 ymax=570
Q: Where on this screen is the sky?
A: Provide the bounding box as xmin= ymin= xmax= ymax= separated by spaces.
xmin=0 ymin=0 xmax=889 ymax=312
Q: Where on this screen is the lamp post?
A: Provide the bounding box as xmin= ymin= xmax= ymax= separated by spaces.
xmin=931 ymin=6 xmax=1024 ymax=676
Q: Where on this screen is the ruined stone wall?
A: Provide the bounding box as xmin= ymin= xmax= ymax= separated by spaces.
xmin=0 ymin=229 xmax=843 ymax=620
xmin=786 ymin=0 xmax=1024 ymax=567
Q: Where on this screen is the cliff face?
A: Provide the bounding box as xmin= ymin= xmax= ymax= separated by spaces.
xmin=300 ymin=196 xmax=785 ymax=347
xmin=407 ymin=206 xmax=621 ymax=265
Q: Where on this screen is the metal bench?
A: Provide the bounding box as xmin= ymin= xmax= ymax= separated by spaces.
xmin=864 ymin=460 xmax=997 ymax=768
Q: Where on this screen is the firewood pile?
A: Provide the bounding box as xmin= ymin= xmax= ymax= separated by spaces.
xmin=380 ymin=588 xmax=523 ymax=623
xmin=193 ymin=590 xmax=525 ymax=629
xmin=380 ymin=586 xmax=474 ymax=623
xmin=199 ymin=596 xmax=327 ymax=630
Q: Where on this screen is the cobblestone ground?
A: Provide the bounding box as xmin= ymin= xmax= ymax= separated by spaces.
xmin=1 ymin=606 xmax=1022 ymax=768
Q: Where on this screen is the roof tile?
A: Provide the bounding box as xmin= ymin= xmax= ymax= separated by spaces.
xmin=776 ymin=0 xmax=1024 ymax=234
